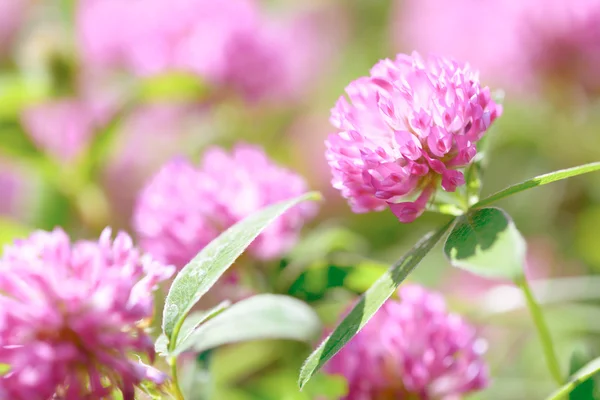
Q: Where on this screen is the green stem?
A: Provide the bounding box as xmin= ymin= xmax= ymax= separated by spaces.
xmin=518 ymin=277 xmax=563 ymax=385
xmin=169 ymin=357 xmax=185 ymax=400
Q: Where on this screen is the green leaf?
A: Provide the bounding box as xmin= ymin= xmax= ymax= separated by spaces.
xmin=154 ymin=334 xmax=168 ymax=358
xmin=175 ymin=302 xmax=230 ymax=349
xmin=546 ymin=357 xmax=600 ymax=400
xmin=139 ymin=72 xmax=211 ymax=102
xmin=343 ymin=260 xmax=388 ymax=293
xmin=0 ymin=73 xmax=50 ymax=119
xmin=173 ymin=294 xmax=322 ymax=356
xmin=568 ymin=349 xmax=596 ymax=400
xmin=444 ymin=207 xmax=526 ymax=280
xmin=277 ymin=225 xmax=367 ymax=292
xmin=248 ymin=367 xmax=348 ymax=400
xmin=156 ymin=301 xmax=230 ymax=357
xmin=298 ymin=219 xmax=453 ymax=389
xmin=162 ymin=192 xmax=321 ymax=343
xmin=181 ymin=351 xmax=214 ymax=400
xmin=473 ymin=162 xmax=600 ymax=208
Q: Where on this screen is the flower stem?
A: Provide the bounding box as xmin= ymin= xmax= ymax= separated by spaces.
xmin=517 ymin=277 xmax=563 ymax=385
xmin=169 ymin=357 xmax=185 ymax=400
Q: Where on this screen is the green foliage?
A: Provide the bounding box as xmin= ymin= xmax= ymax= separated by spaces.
xmin=162 ymin=191 xmax=321 ymax=345
xmin=276 ymin=225 xmax=368 ymax=292
xmin=0 ymin=73 xmax=50 ymax=119
xmin=157 ymin=301 xmax=230 ymax=357
xmin=444 ymin=207 xmax=526 ymax=279
xmin=343 ymin=260 xmax=388 ymax=293
xmin=139 ymin=72 xmax=211 ymax=102
xmin=173 ymin=295 xmax=321 ymax=356
xmin=246 ymin=369 xmax=347 ymax=400
xmin=546 ymin=357 xmax=600 ymax=400
xmin=298 ymin=219 xmax=453 ymax=389
xmin=473 ymin=162 xmax=600 ymax=208
xmin=568 ymin=350 xmax=597 ymax=400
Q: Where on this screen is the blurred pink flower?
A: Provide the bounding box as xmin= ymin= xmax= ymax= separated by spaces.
xmin=395 ymin=0 xmax=600 ymax=97
xmin=0 ymin=0 xmax=27 ymax=56
xmin=133 ymin=143 xmax=318 ymax=268
xmin=326 ymin=52 xmax=501 ymax=223
xmin=102 ymin=104 xmax=214 ymax=226
xmin=287 ymin=114 xmax=342 ymax=200
xmin=21 ymin=99 xmax=107 ymax=161
xmin=77 ymin=0 xmax=337 ymax=102
xmin=326 ymin=285 xmax=489 ymax=400
xmin=0 ymin=166 xmax=20 ymax=216
xmin=219 ymin=11 xmax=339 ymax=102
xmin=77 ymin=0 xmax=256 ymax=76
xmin=0 ymin=159 xmax=40 ymax=221
xmin=0 ymin=228 xmax=174 ymax=400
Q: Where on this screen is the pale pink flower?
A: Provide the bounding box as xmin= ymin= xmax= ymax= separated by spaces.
xmin=219 ymin=10 xmax=340 ymax=102
xmin=326 ymin=52 xmax=501 ymax=223
xmin=77 ymin=0 xmax=257 ymax=76
xmin=0 ymin=228 xmax=174 ymax=400
xmin=0 ymin=0 xmax=27 ymax=57
xmin=77 ymin=0 xmax=336 ymax=102
xmin=395 ymin=0 xmax=600 ymax=97
xmin=0 ymin=167 xmax=20 ymax=216
xmin=102 ymin=104 xmax=214 ymax=225
xmin=133 ymin=143 xmax=318 ymax=268
xmin=0 ymin=159 xmax=40 ymax=221
xmin=326 ymin=285 xmax=489 ymax=400
xmin=21 ymin=99 xmax=106 ymax=161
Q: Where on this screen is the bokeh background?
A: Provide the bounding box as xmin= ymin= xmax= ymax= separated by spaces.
xmin=1 ymin=0 xmax=600 ymax=399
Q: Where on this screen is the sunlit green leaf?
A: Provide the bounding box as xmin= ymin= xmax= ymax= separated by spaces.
xmin=156 ymin=301 xmax=229 ymax=357
xmin=473 ymin=162 xmax=600 ymax=208
xmin=162 ymin=192 xmax=321 ymax=345
xmin=0 ymin=73 xmax=50 ymax=119
xmin=343 ymin=260 xmax=388 ymax=293
xmin=181 ymin=351 xmax=214 ymax=400
xmin=298 ymin=219 xmax=453 ymax=389
xmin=154 ymin=334 xmax=168 ymax=358
xmin=444 ymin=207 xmax=526 ymax=279
xmin=568 ymin=349 xmax=596 ymax=400
xmin=174 ymin=295 xmax=321 ymax=356
xmin=546 ymin=357 xmax=600 ymax=400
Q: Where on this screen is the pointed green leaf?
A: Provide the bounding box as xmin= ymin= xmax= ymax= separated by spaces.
xmin=176 ymin=301 xmax=230 ymax=347
xmin=155 ymin=301 xmax=230 ymax=357
xmin=174 ymin=294 xmax=321 ymax=356
xmin=473 ymin=162 xmax=600 ymax=208
xmin=162 ymin=192 xmax=321 ymax=345
xmin=546 ymin=357 xmax=600 ymax=400
xmin=568 ymin=349 xmax=596 ymax=400
xmin=444 ymin=207 xmax=526 ymax=280
xmin=298 ymin=219 xmax=453 ymax=389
